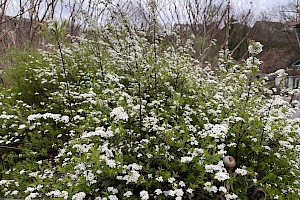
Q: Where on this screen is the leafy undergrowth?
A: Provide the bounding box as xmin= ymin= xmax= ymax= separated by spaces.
xmin=0 ymin=21 xmax=300 ymax=200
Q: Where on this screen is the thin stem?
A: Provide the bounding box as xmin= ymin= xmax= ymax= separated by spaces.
xmin=153 ymin=10 xmax=157 ymax=100
xmin=0 ymin=145 xmax=20 ymax=150
xmin=97 ymin=52 xmax=105 ymax=83
xmin=234 ymin=122 xmax=244 ymax=159
xmin=54 ymin=31 xmax=73 ymax=121
xmin=139 ymin=82 xmax=143 ymax=138
xmin=152 ymin=2 xmax=158 ymax=116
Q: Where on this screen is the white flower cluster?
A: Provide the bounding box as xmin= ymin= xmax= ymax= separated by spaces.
xmin=83 ymin=170 xmax=97 ymax=185
xmin=107 ymin=186 xmax=118 ymax=194
xmin=72 ymin=143 xmax=94 ymax=153
xmin=168 ymin=177 xmax=176 ymax=183
xmin=116 ymin=163 xmax=143 ymax=184
xmin=203 ymin=182 xmax=218 ymax=193
xmin=46 ymin=190 xmax=68 ymax=199
xmin=155 ymin=176 xmax=163 ymax=182
xmin=117 ymin=170 xmax=141 ymax=184
xmin=201 ymin=123 xmax=228 ymax=142
xmin=140 ymin=190 xmax=149 ymax=200
xmin=163 ymin=189 xmax=184 ymax=199
xmin=214 ymin=171 xmax=230 ymax=181
xmin=205 ymin=164 xmax=222 ymax=173
xmin=180 ymin=156 xmax=193 ymax=163
xmin=274 ymin=69 xmax=287 ymax=78
xmin=0 ymin=114 xmax=17 ymax=120
xmin=154 ymin=188 xmax=162 ymax=195
xmin=27 ymin=113 xmax=70 ymax=123
xmin=225 ymin=193 xmax=239 ymax=199
xmin=110 ymin=106 xmax=128 ymax=121
xmin=39 ymin=169 xmax=54 ymax=179
xmin=205 ymin=161 xmax=230 ymax=181
xmin=71 ymin=192 xmax=86 ymax=200
xmin=143 ymin=116 xmax=160 ymax=131
xmin=248 ymin=41 xmax=263 ymax=55
xmin=106 ymin=159 xmax=117 ymax=168
xmin=235 ymin=167 xmax=248 ymax=176
xmin=124 ymin=163 xmax=143 ymax=170
xmin=245 ymin=56 xmax=262 ymax=67
xmin=81 ymin=127 xmax=114 ymax=139
xmin=279 ymin=140 xmax=294 ymax=150
xmin=123 ymin=191 xmax=133 ymax=197
xmin=25 ymin=192 xmax=39 ymax=200
xmin=219 ymin=186 xmax=227 ymax=193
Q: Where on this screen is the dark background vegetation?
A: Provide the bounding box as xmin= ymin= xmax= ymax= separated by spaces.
xmin=0 ymin=0 xmax=300 ymax=75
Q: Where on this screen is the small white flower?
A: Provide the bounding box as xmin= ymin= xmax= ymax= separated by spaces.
xmin=107 ymin=187 xmax=114 ymax=192
xmin=219 ymin=186 xmax=227 ymax=193
xmin=108 ymin=195 xmax=118 ymax=200
xmin=0 ymin=180 xmax=8 ymax=185
xmin=154 ymin=189 xmax=162 ymax=195
xmin=168 ymin=190 xmax=176 ymax=196
xmin=46 ymin=190 xmax=68 ymax=199
xmin=205 ymin=164 xmax=222 ymax=173
xmin=123 ymin=170 xmax=141 ymax=184
xmin=214 ymin=171 xmax=230 ymax=181
xmin=174 ymin=189 xmax=184 ymax=197
xmin=180 ymin=156 xmax=193 ymax=163
xmin=168 ymin=177 xmax=176 ymax=183
xmin=107 ymin=187 xmax=118 ymax=194
xmin=186 ymin=188 xmax=193 ymax=194
xmin=36 ymin=184 xmax=43 ymax=190
xmin=156 ymin=176 xmax=163 ymax=182
xmin=225 ymin=193 xmax=239 ymax=199
xmin=72 ymin=192 xmax=86 ymax=200
xmin=279 ymin=140 xmax=294 ymax=149
xmin=235 ymin=168 xmax=248 ymax=176
xmin=179 ymin=181 xmax=186 ymax=187
xmin=204 ymin=182 xmax=218 ymax=193
xmin=106 ymin=159 xmax=117 ymax=168
xmin=123 ymin=191 xmax=133 ymax=197
xmin=140 ymin=190 xmax=149 ymax=200
xmin=25 ymin=192 xmax=39 ymax=200
xmin=18 ymin=124 xmax=26 ymax=130
xmin=24 ymin=187 xmax=35 ymax=193
xmin=248 ymin=41 xmax=263 ymax=55
xmin=61 ymin=115 xmax=69 ymax=123
xmin=110 ymin=107 xmax=128 ymax=121
xmin=274 ymin=69 xmax=286 ymax=78
xmin=61 ymin=191 xmax=68 ymax=199
xmin=11 ymin=190 xmax=19 ymax=195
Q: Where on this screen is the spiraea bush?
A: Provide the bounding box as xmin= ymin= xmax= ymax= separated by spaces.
xmin=0 ymin=17 xmax=300 ymax=200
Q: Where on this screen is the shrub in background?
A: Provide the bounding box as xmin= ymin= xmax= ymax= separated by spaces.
xmin=0 ymin=19 xmax=299 ymax=200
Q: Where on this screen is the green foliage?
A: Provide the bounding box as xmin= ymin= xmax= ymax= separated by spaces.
xmin=0 ymin=21 xmax=299 ymax=200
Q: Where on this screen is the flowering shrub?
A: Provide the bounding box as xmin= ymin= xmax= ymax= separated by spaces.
xmin=0 ymin=20 xmax=300 ymax=200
